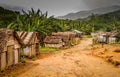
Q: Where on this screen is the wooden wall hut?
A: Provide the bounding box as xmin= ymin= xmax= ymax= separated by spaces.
xmin=0 ymin=29 xmax=21 ymax=70
xmin=44 ymin=32 xmax=76 ymax=48
xmin=97 ymin=32 xmax=118 ymax=44
xmin=17 ymin=32 xmax=40 ymax=58
xmin=108 ymin=33 xmax=117 ymax=43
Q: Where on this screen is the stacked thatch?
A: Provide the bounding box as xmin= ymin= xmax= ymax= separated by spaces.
xmin=44 ymin=32 xmax=76 ymax=48
xmin=52 ymin=32 xmax=76 ymax=45
xmin=44 ymin=36 xmax=64 ymax=48
xmin=0 ymin=30 xmax=7 ymax=53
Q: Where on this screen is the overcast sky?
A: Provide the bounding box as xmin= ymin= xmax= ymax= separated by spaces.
xmin=0 ymin=0 xmax=120 ymax=16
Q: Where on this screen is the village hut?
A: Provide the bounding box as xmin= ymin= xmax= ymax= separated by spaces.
xmin=73 ymin=30 xmax=83 ymax=38
xmin=44 ymin=36 xmax=64 ymax=48
xmin=96 ymin=32 xmax=118 ymax=44
xmin=52 ymin=32 xmax=76 ymax=46
xmin=108 ymin=32 xmax=118 ymax=43
xmin=17 ymin=31 xmax=40 ymax=58
xmin=0 ymin=29 xmax=22 ymax=70
xmin=44 ymin=32 xmax=76 ymax=48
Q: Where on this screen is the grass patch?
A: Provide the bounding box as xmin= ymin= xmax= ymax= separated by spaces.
xmin=40 ymin=47 xmax=59 ymax=53
xmin=83 ymin=35 xmax=92 ymax=38
xmin=20 ymin=55 xmax=26 ymax=63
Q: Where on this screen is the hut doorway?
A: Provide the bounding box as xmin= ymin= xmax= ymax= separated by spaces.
xmin=7 ymin=46 xmax=14 ymax=66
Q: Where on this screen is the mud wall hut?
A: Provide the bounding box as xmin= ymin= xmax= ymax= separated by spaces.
xmin=0 ymin=29 xmax=22 ymax=70
xmin=17 ymin=32 xmax=40 ymax=58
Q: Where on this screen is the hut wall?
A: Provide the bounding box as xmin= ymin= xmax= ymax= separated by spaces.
xmin=31 ymin=44 xmax=36 ymax=57
xmin=0 ymin=52 xmax=7 ymax=70
xmin=23 ymin=47 xmax=30 ymax=56
xmin=97 ymin=35 xmax=106 ymax=43
xmin=109 ymin=37 xmax=117 ymax=43
xmin=7 ymin=46 xmax=14 ymax=66
xmin=21 ymin=33 xmax=39 ymax=57
xmin=14 ymin=49 xmax=19 ymax=64
xmin=45 ymin=43 xmax=63 ymax=48
xmin=36 ymin=43 xmax=40 ymax=55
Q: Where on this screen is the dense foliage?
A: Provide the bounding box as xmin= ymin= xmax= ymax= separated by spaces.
xmin=0 ymin=7 xmax=19 ymax=28
xmin=0 ymin=6 xmax=120 ymax=43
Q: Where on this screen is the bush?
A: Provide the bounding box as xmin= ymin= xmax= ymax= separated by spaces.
xmin=41 ymin=47 xmax=59 ymax=53
xmin=20 ymin=56 xmax=26 ymax=63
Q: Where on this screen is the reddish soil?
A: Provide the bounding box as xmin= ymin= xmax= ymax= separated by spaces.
xmin=1 ymin=38 xmax=120 ymax=77
xmin=92 ymin=44 xmax=120 ymax=66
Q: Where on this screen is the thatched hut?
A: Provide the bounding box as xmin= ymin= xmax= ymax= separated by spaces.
xmin=17 ymin=32 xmax=40 ymax=57
xmin=44 ymin=32 xmax=76 ymax=48
xmin=44 ymin=36 xmax=64 ymax=48
xmin=52 ymin=32 xmax=76 ymax=46
xmin=0 ymin=29 xmax=22 ymax=70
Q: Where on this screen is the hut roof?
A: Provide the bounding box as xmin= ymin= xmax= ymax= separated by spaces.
xmin=0 ymin=29 xmax=22 ymax=53
xmin=74 ymin=30 xmax=82 ymax=34
xmin=52 ymin=32 xmax=75 ymax=36
xmin=0 ymin=29 xmax=7 ymax=53
xmin=17 ymin=31 xmax=39 ymax=45
xmin=52 ymin=32 xmax=76 ymax=41
xmin=44 ymin=36 xmax=63 ymax=44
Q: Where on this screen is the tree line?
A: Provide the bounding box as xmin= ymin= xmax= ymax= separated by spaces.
xmin=0 ymin=7 xmax=120 ymax=44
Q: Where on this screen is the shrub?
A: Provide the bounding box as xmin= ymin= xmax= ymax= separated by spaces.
xmin=41 ymin=47 xmax=59 ymax=53
xmin=20 ymin=56 xmax=26 ymax=63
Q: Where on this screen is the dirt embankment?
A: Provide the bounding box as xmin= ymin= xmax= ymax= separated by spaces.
xmin=1 ymin=38 xmax=120 ymax=77
xmin=91 ymin=44 xmax=120 ymax=67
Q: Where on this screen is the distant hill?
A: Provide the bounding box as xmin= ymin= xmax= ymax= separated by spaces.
xmin=0 ymin=6 xmax=20 ymax=27
xmin=0 ymin=3 xmax=26 ymax=13
xmin=57 ymin=5 xmax=120 ymax=20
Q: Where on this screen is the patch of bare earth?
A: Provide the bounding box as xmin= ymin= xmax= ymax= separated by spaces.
xmin=1 ymin=38 xmax=120 ymax=77
xmin=92 ymin=44 xmax=120 ymax=67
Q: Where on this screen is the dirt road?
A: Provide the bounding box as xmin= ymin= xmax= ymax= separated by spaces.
xmin=6 ymin=39 xmax=120 ymax=77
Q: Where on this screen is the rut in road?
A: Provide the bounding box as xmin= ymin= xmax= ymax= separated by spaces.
xmin=16 ymin=39 xmax=120 ymax=77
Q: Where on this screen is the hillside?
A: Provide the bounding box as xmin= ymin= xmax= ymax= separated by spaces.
xmin=57 ymin=5 xmax=120 ymax=20
xmin=0 ymin=6 xmax=19 ymax=27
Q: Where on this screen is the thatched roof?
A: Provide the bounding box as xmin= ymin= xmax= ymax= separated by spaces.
xmin=17 ymin=31 xmax=39 ymax=45
xmin=44 ymin=36 xmax=63 ymax=44
xmin=0 ymin=29 xmax=22 ymax=53
xmin=52 ymin=32 xmax=75 ymax=39
xmin=0 ymin=29 xmax=7 ymax=53
xmin=44 ymin=32 xmax=76 ymax=44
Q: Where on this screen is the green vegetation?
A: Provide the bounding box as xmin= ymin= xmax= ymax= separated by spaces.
xmin=0 ymin=7 xmax=19 ymax=28
xmin=83 ymin=35 xmax=92 ymax=38
xmin=20 ymin=55 xmax=26 ymax=63
xmin=0 ymin=6 xmax=120 ymax=44
xmin=41 ymin=47 xmax=59 ymax=53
